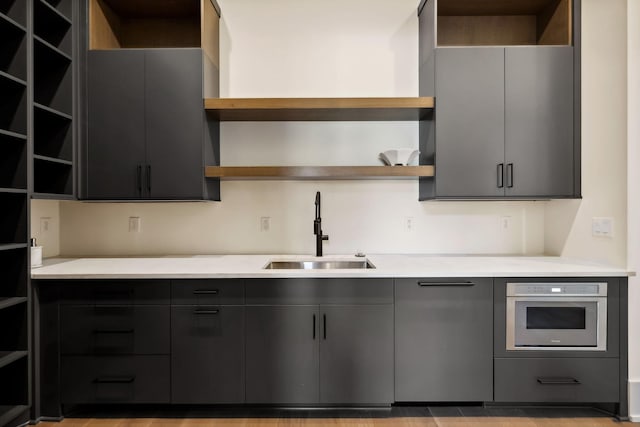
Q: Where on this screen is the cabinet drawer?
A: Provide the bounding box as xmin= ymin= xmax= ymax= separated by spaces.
xmin=61 ymin=306 xmax=169 ymax=355
xmin=61 ymin=356 xmax=170 ymax=403
xmin=171 ymin=279 xmax=244 ymax=305
xmin=494 ymin=358 xmax=619 ymax=403
xmin=59 ymin=281 xmax=170 ymax=305
xmin=245 ymin=279 xmax=393 ymax=305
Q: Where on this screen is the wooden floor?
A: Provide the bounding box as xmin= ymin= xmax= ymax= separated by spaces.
xmin=37 ymin=407 xmax=634 ymax=427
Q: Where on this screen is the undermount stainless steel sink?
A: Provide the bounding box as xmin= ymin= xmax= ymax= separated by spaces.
xmin=264 ymin=260 xmax=376 ymax=270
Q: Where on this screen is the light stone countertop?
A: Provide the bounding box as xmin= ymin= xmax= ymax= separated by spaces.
xmin=30 ymin=254 xmax=633 ymax=279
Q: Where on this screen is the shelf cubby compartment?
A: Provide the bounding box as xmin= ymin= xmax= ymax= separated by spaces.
xmin=89 ymin=0 xmax=220 ymax=49
xmin=41 ymin=0 xmax=72 ymax=20
xmin=0 ymin=192 xmax=26 ymax=245
xmin=0 ymin=0 xmax=26 ymax=28
xmin=34 ymin=0 xmax=72 ymax=56
xmin=33 ymin=156 xmax=73 ymax=196
xmin=0 ymin=301 xmax=27 ymax=346
xmin=0 ymin=129 xmax=27 ymax=189
xmin=434 ymin=0 xmax=572 ymax=46
xmin=34 ymin=36 xmax=72 ymax=115
xmin=0 ymin=8 xmax=26 ymax=82
xmin=0 ymin=357 xmax=28 ymax=408
xmin=0 ymin=405 xmax=29 ymax=427
xmin=34 ymin=102 xmax=72 ymax=161
xmin=0 ymin=247 xmax=27 ymax=299
xmin=0 ymin=68 xmax=26 ymax=135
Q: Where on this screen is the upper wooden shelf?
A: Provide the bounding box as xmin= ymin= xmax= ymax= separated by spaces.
xmin=204 ymin=97 xmax=435 ymax=121
xmin=205 ymin=166 xmax=435 ymax=180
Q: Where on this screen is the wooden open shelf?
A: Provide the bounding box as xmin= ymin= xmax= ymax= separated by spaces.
xmin=205 ymin=166 xmax=435 ymax=180
xmin=434 ymin=0 xmax=572 ymax=46
xmin=205 ymin=97 xmax=435 ymax=121
xmin=90 ymin=0 xmax=220 ymax=50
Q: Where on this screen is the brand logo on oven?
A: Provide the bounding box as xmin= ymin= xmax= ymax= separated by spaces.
xmin=551 ymin=339 xmax=561 ymax=343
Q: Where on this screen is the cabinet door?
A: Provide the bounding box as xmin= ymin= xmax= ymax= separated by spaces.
xmin=171 ymin=305 xmax=244 ymax=403
xmin=87 ymin=50 xmax=145 ymax=199
xmin=145 ymin=49 xmax=204 ymax=199
xmin=395 ymin=278 xmax=493 ymax=402
xmin=435 ymin=48 xmax=505 ymax=198
xmin=245 ymin=306 xmax=319 ymax=404
xmin=505 ymin=47 xmax=574 ymax=197
xmin=319 ymin=305 xmax=394 ymax=404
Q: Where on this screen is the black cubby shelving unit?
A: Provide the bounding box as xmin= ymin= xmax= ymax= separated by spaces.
xmin=1 ymin=0 xmax=75 ymax=424
xmin=32 ymin=0 xmax=73 ymax=198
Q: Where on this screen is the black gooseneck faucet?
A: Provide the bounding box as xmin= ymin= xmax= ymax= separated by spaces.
xmin=314 ymin=191 xmax=329 ymax=256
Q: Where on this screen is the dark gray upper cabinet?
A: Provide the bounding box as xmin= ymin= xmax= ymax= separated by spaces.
xmin=426 ymin=47 xmax=575 ymax=199
xmin=84 ymin=48 xmax=219 ymax=201
xmin=394 ymin=278 xmax=493 ymax=402
xmin=87 ymin=50 xmax=145 ymax=199
xmin=245 ymin=305 xmax=320 ymax=404
xmin=418 ymin=0 xmax=580 ymax=200
xmin=433 ymin=48 xmax=505 ymax=198
xmin=505 ymin=47 xmax=574 ymax=197
xmin=319 ymin=305 xmax=394 ymax=404
xmin=145 ymin=49 xmax=205 ymax=200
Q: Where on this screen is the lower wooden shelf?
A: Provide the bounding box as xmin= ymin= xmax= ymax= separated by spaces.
xmin=205 ymin=166 xmax=435 ymax=180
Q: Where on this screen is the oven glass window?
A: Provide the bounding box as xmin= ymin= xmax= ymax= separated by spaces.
xmin=526 ymin=307 xmax=586 ymax=329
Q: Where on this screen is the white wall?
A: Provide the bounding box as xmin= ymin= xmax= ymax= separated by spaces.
xmin=544 ymin=0 xmax=628 ymax=268
xmin=57 ymin=0 xmax=546 ymax=257
xmin=627 ymin=0 xmax=639 ymax=420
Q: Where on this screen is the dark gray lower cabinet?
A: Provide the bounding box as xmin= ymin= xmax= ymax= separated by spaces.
xmin=494 ymin=358 xmax=619 ymax=403
xmin=171 ymin=305 xmax=245 ymax=404
xmin=320 ymin=305 xmax=393 ymax=404
xmin=244 ymin=279 xmax=394 ymax=405
xmin=394 ymin=278 xmax=493 ymax=402
xmin=61 ymin=356 xmax=170 ymax=403
xmin=245 ymin=305 xmax=320 ymax=404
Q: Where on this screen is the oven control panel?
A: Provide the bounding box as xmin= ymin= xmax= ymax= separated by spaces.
xmin=507 ymin=282 xmax=607 ymax=297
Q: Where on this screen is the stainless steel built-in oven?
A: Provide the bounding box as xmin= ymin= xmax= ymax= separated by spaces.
xmin=506 ymin=282 xmax=607 ymax=351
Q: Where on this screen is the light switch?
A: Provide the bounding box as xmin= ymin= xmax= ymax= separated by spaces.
xmin=592 ymin=217 xmax=614 ymax=237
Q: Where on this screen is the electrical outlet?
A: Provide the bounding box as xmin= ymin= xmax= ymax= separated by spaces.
xmin=40 ymin=217 xmax=51 ymax=234
xmin=129 ymin=217 xmax=142 ymax=233
xmin=501 ymin=216 xmax=512 ymax=230
xmin=592 ymin=217 xmax=614 ymax=237
xmin=260 ymin=217 xmax=271 ymax=232
xmin=405 ymin=217 xmax=414 ymax=231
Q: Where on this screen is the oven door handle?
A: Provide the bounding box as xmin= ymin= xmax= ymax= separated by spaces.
xmin=536 ymin=377 xmax=581 ymax=385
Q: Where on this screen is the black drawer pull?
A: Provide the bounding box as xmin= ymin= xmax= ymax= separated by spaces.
xmin=194 ymin=309 xmax=219 ymax=315
xmin=537 ymin=377 xmax=581 ymax=385
xmin=417 ymin=281 xmax=475 ymax=287
xmin=193 ymin=290 xmax=219 ymax=295
xmin=93 ymin=289 xmax=133 ymax=297
xmin=93 ymin=329 xmax=134 ymax=334
xmin=94 ymin=376 xmax=135 ymax=384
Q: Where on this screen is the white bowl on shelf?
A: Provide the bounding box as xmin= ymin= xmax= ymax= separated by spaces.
xmin=379 ymin=149 xmax=420 ymax=166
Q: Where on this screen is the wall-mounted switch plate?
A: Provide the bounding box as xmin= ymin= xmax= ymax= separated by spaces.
xmin=129 ymin=217 xmax=142 ymax=233
xmin=260 ymin=217 xmax=271 ymax=232
xmin=592 ymin=217 xmax=614 ymax=237
xmin=40 ymin=217 xmax=51 ymax=234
